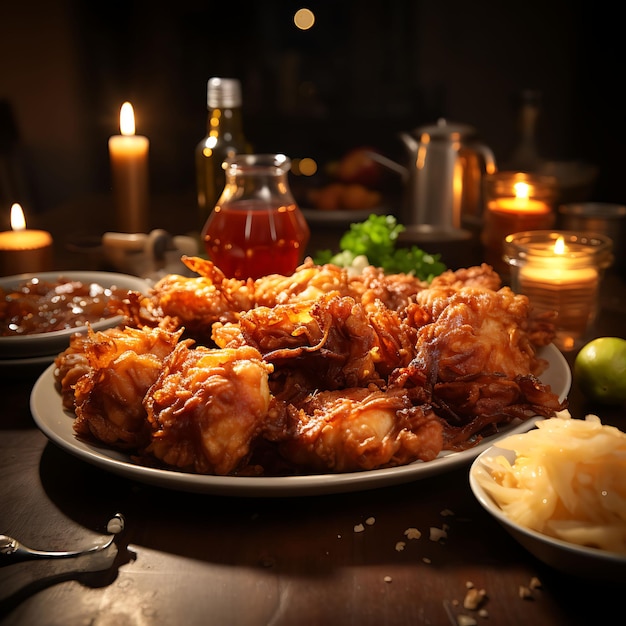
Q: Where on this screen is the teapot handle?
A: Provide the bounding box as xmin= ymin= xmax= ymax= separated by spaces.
xmin=475 ymin=143 xmax=498 ymax=175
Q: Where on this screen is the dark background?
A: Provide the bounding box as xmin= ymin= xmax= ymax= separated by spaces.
xmin=0 ymin=0 xmax=622 ymax=218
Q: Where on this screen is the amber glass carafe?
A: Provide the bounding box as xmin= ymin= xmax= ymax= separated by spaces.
xmin=201 ymin=154 xmax=310 ymax=280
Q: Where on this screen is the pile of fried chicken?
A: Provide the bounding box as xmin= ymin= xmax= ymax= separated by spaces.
xmin=53 ymin=256 xmax=565 ymax=476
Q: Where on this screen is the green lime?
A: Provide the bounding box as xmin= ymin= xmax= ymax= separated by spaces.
xmin=574 ymin=337 xmax=626 ymax=405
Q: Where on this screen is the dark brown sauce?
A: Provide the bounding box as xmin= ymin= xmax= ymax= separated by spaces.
xmin=0 ymin=277 xmax=129 ymax=337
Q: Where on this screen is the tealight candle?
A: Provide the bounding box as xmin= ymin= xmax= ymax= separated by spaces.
xmin=482 ymin=172 xmax=557 ymax=274
xmin=0 ymin=203 xmax=53 ymax=276
xmin=108 ymin=101 xmax=149 ymax=233
xmin=504 ymin=230 xmax=614 ymax=351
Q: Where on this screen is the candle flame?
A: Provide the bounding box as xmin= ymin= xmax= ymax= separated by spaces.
xmin=120 ymin=102 xmax=136 ymax=136
xmin=513 ymin=182 xmax=530 ymax=200
xmin=554 ymin=236 xmax=566 ymax=255
xmin=10 ymin=203 xmax=26 ymax=231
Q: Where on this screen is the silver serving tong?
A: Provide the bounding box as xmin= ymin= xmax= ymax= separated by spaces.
xmin=0 ymin=513 xmax=124 ymax=564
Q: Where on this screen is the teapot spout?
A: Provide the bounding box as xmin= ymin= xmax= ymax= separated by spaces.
xmin=364 ymin=150 xmax=408 ymax=178
xmin=399 ymin=131 xmax=420 ymax=154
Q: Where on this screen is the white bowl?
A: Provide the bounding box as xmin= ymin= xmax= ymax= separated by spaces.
xmin=469 ymin=444 xmax=626 ymax=581
xmin=0 ymin=271 xmax=150 ymax=358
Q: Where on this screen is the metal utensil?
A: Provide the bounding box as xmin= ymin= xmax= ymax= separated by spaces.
xmin=0 ymin=513 xmax=124 ymax=564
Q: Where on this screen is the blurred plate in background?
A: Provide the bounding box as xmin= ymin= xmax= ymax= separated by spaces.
xmin=301 ymin=206 xmax=386 ymax=225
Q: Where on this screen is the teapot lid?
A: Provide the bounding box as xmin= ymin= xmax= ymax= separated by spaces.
xmin=416 ymin=118 xmax=478 ymax=140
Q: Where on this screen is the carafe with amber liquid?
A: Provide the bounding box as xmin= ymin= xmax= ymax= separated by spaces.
xmin=195 ymin=77 xmax=249 ymax=232
xmin=201 ymin=154 xmax=310 ymax=280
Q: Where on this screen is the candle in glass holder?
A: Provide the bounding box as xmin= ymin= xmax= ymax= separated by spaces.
xmin=504 ymin=230 xmax=613 ymax=352
xmin=482 ymin=172 xmax=557 ymax=274
xmin=0 ymin=203 xmax=53 ymax=276
xmin=108 ymin=101 xmax=149 ymax=233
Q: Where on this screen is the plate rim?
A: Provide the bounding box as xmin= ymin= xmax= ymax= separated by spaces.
xmin=30 ymin=344 xmax=570 ymax=497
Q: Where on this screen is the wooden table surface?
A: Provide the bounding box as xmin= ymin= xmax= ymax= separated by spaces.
xmin=2 ymin=197 xmax=626 ymax=625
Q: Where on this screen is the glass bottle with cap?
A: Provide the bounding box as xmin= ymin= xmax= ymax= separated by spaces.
xmin=201 ymin=153 xmax=310 ymax=280
xmin=195 ymin=77 xmax=249 ymax=232
xmin=503 ymin=89 xmax=544 ymax=173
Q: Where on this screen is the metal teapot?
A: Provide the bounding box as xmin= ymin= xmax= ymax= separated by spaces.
xmin=373 ymin=119 xmax=497 ymax=232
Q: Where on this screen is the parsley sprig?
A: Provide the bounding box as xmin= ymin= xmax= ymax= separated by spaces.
xmin=313 ymin=214 xmax=447 ymax=282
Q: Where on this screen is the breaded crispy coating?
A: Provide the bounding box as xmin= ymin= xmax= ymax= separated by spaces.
xmin=143 ymin=343 xmax=274 ymax=475
xmin=278 ymin=387 xmax=443 ymax=472
xmin=53 ymin=258 xmax=565 ymax=475
xmin=69 ymin=325 xmax=187 ymax=448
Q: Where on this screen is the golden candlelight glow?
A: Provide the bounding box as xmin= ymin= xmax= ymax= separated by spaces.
xmin=120 ymin=102 xmax=136 ymax=136
xmin=554 ymin=235 xmax=566 ymax=255
xmin=10 ymin=203 xmax=26 ymax=231
xmin=513 ymin=181 xmax=531 ymax=200
xmin=294 ymin=8 xmax=315 ymax=30
xmin=291 ymin=157 xmax=318 ymax=176
xmin=0 ymin=202 xmax=53 ymax=274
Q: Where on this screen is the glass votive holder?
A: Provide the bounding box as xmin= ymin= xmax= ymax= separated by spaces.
xmin=481 ymin=171 xmax=558 ymax=275
xmin=558 ymin=202 xmax=626 ymax=274
xmin=503 ymin=230 xmax=614 ymax=352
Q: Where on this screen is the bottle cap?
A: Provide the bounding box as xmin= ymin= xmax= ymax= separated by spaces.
xmin=207 ymin=77 xmax=242 ymax=108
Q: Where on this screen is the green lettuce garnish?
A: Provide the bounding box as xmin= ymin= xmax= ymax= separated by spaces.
xmin=313 ymin=214 xmax=446 ymax=282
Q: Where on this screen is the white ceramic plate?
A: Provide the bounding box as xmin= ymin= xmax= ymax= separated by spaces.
xmin=0 ymin=271 xmax=151 ymax=358
xmin=31 ymin=345 xmax=570 ymax=497
xmin=470 ymin=443 xmax=626 ymax=580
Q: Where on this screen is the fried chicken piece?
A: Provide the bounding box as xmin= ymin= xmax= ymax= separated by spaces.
xmin=143 ymin=343 xmax=274 ymax=475
xmin=114 ymin=290 xmax=183 ymax=332
xmin=413 ymin=285 xmax=542 ymax=379
xmin=390 ymin=285 xmax=566 ymax=449
xmin=238 ymin=299 xmax=322 ymax=354
xmin=433 ymin=371 xmax=567 ymax=450
xmin=427 ymin=263 xmax=557 ymax=347
xmin=55 ymin=324 xmax=184 ymax=411
xmin=253 ymin=258 xmax=356 ymax=307
xmin=429 ymin=263 xmax=502 ymax=291
xmin=54 ymin=338 xmax=94 ymax=411
xmin=350 ymin=264 xmax=429 ymax=312
xmin=525 ymin=308 xmax=559 ymax=347
xmin=215 ymin=292 xmax=410 ymax=402
xmin=70 ymin=325 xmax=186 ymax=448
xmin=266 ymin=293 xmax=384 ymax=398
xmin=278 ymin=387 xmax=443 ymax=473
xmin=361 ymin=298 xmax=422 ymax=378
xmin=147 ymin=256 xmax=255 ymax=343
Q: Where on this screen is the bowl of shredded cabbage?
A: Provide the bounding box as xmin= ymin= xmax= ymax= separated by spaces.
xmin=469 ymin=410 xmax=626 ymax=580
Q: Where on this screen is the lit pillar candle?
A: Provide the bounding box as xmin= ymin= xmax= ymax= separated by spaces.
xmin=504 ymin=231 xmax=613 ymax=352
xmin=108 ymin=102 xmax=149 ymax=233
xmin=0 ymin=203 xmax=53 ymax=276
xmin=490 ymin=181 xmax=550 ymax=213
xmin=482 ymin=173 xmax=556 ymax=274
